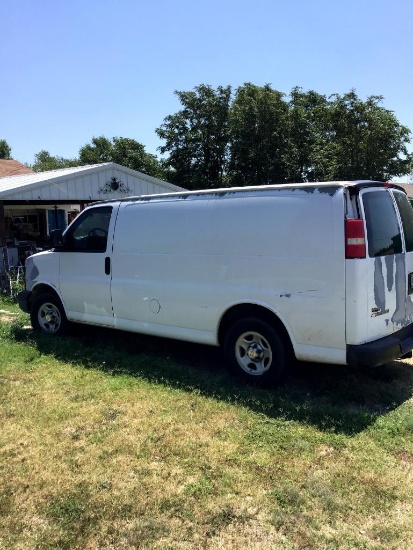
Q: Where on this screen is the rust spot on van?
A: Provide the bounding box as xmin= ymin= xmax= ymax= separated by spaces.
xmin=299 ymin=186 xmax=338 ymax=196
xmin=125 ymin=185 xmax=340 ymax=204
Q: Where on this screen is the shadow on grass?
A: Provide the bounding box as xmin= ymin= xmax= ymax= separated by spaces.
xmin=10 ymin=321 xmax=413 ymax=436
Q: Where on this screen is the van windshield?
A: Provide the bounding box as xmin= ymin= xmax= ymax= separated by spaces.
xmin=363 ymin=190 xmax=402 ymax=257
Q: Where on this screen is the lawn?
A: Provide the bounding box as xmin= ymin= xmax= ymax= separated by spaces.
xmin=1 ymin=297 xmax=413 ymax=549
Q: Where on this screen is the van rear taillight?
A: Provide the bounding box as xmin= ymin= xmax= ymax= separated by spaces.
xmin=345 ymin=219 xmax=366 ymax=259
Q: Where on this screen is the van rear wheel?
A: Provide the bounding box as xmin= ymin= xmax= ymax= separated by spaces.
xmin=224 ymin=318 xmax=287 ymax=386
xmin=31 ymin=293 xmax=68 ymax=336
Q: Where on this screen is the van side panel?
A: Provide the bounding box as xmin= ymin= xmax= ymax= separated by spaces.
xmin=110 ymin=188 xmax=347 ymax=363
xmin=111 ymin=198 xmax=218 ymax=343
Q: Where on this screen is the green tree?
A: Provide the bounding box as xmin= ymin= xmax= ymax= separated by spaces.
xmin=157 ymin=84 xmax=412 ymax=188
xmin=156 ymin=84 xmax=232 ymax=189
xmin=79 ymin=136 xmax=164 ymax=179
xmin=228 ymin=83 xmax=289 ymax=186
xmin=286 ymin=88 xmax=332 ymax=182
xmin=0 ymin=139 xmax=12 ymax=159
xmin=111 ymin=137 xmax=163 ymax=178
xmin=31 ymin=150 xmax=80 ymax=172
xmin=78 ymin=136 xmax=113 ymax=165
xmin=326 ymin=91 xmax=412 ymax=181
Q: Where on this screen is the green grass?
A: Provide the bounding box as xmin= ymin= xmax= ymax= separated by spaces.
xmin=1 ymin=296 xmax=413 ymax=549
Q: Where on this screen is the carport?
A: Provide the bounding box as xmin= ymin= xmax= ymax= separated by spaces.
xmin=0 ymin=162 xmax=184 ymax=270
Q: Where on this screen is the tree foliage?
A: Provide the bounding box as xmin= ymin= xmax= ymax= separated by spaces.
xmin=6 ymin=83 xmax=412 ymax=188
xmin=156 ymin=85 xmax=232 ymax=188
xmin=156 ymin=84 xmax=412 ymax=188
xmin=229 ymin=83 xmax=289 ymax=186
xmin=79 ymin=136 xmax=164 ymax=179
xmin=326 ymin=91 xmax=412 ymax=181
xmin=78 ymin=136 xmax=112 ymax=165
xmin=30 ymin=137 xmax=164 ymax=178
xmin=0 ymin=139 xmax=12 ymax=159
xmin=31 ymin=150 xmax=80 ymax=172
xmin=286 ymin=87 xmax=332 ymax=182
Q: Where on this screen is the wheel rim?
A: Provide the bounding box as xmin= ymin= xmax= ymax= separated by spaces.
xmin=234 ymin=330 xmax=273 ymax=376
xmin=38 ymin=302 xmax=62 ymax=333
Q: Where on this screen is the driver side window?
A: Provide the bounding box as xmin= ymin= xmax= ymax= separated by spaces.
xmin=65 ymin=206 xmax=112 ymax=252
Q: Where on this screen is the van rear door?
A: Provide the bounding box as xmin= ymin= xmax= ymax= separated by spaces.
xmin=360 ymin=187 xmax=413 ymax=342
xmin=392 ymin=189 xmax=413 ymax=318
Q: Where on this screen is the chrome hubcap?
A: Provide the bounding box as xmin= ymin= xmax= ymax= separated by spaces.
xmin=235 ymin=331 xmax=272 ymax=376
xmin=247 ymin=342 xmax=264 ymax=362
xmin=38 ymin=303 xmax=61 ymax=333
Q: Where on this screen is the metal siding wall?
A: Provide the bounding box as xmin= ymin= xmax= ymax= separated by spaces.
xmin=43 ymin=185 xmax=51 ymax=200
xmin=125 ymin=173 xmax=136 ymax=195
xmin=140 ymin=178 xmax=148 ymax=195
xmin=97 ymin=171 xmax=106 ymax=199
xmin=86 ymin=174 xmax=94 ymax=199
xmin=3 ymin=169 xmax=177 ymax=201
xmin=56 ymin=180 xmax=64 ymax=200
xmin=134 ymin=175 xmax=143 ymax=196
xmin=74 ymin=176 xmax=84 ymax=199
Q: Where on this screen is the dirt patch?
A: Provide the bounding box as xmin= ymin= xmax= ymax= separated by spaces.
xmin=0 ymin=309 xmax=17 ymax=323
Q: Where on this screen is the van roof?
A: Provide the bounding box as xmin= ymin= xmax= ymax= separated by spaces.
xmin=92 ymin=180 xmax=405 ymax=206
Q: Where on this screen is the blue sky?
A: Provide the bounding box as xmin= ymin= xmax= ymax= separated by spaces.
xmin=1 ymin=0 xmax=412 ymax=179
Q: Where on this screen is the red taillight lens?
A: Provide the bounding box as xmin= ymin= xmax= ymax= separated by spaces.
xmin=345 ymin=219 xmax=366 ymax=259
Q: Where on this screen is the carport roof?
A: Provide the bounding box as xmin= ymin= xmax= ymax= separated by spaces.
xmin=0 ymin=162 xmax=183 ymax=200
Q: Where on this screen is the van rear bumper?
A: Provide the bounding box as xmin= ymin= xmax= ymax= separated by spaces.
xmin=347 ymin=323 xmax=413 ymax=367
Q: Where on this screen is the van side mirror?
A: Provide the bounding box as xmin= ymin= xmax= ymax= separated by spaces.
xmin=50 ymin=229 xmax=63 ymax=248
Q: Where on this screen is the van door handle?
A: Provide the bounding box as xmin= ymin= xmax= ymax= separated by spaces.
xmin=105 ymin=257 xmax=111 ymax=275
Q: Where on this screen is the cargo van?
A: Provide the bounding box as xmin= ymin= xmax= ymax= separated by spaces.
xmin=18 ymin=181 xmax=413 ymax=385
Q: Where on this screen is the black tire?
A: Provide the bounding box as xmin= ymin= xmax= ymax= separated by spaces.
xmin=30 ymin=293 xmax=68 ymax=336
xmin=224 ymin=317 xmax=288 ymax=387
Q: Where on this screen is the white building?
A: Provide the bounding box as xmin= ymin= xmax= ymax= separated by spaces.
xmin=0 ymin=162 xmax=184 ymax=243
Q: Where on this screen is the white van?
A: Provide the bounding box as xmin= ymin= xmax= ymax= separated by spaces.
xmin=18 ymin=181 xmax=413 ymax=385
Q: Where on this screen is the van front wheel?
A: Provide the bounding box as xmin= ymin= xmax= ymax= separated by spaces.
xmin=224 ymin=318 xmax=287 ymax=386
xmin=31 ymin=293 xmax=68 ymax=336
